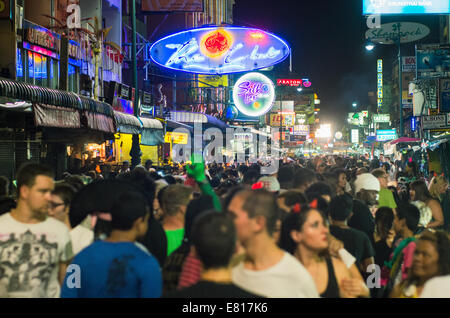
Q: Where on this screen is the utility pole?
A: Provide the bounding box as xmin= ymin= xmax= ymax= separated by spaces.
xmin=130 ymin=0 xmax=141 ymax=169
xmin=396 ymin=24 xmax=404 ymax=137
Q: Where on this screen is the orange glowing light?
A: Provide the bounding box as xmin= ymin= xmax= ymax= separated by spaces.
xmin=249 ymin=32 xmax=265 ymax=40
xmin=200 ymin=28 xmax=233 ymax=58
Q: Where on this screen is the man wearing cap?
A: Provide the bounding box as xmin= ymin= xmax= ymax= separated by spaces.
xmin=348 ymin=173 xmax=380 ymax=247
xmin=257 ymin=176 xmax=280 ymax=194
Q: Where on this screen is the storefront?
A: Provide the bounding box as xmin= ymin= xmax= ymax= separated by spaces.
xmin=0 ymin=77 xmax=116 ymax=178
xmin=17 ymin=20 xmax=61 ymax=89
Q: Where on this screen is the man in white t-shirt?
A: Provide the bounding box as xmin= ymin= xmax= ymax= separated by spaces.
xmin=0 ymin=163 xmax=73 ymax=298
xmin=228 ymin=189 xmax=319 ymax=298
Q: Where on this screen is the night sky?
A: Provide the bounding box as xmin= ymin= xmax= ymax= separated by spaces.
xmin=233 ymin=0 xmax=442 ymax=129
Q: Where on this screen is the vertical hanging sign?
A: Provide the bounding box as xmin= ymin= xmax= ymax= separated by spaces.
xmin=377 ymin=59 xmax=383 ymax=109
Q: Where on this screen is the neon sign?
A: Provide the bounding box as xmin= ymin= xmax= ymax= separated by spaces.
xmin=233 ymin=73 xmax=275 ymax=117
xmin=377 ymin=59 xmax=383 ymax=108
xmin=201 ymin=29 xmax=232 ymax=57
xmin=277 ymin=78 xmax=312 ymax=87
xmin=150 ymin=26 xmax=290 ymax=75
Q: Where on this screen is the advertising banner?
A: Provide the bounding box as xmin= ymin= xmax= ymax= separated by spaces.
xmin=373 ymin=114 xmax=390 ymax=123
xmin=351 ymin=129 xmax=359 ymax=144
xmin=403 ymin=90 xmax=413 ymax=108
xmin=289 ymin=135 xmax=306 ymax=142
xmin=165 ymin=131 xmax=189 ymax=144
xmin=292 ymin=125 xmax=309 ymax=136
xmin=416 ymin=44 xmax=450 ymax=79
xmin=402 ymin=56 xmax=416 ymax=72
xmin=422 ymin=114 xmax=447 ymax=129
xmin=142 ymin=0 xmax=203 ymax=12
xmin=270 ymin=113 xmax=295 ymax=127
xmin=440 ymin=78 xmax=450 ymax=112
xmin=363 ymin=0 xmax=450 ymax=15
xmin=376 ymin=129 xmax=397 ymax=142
xmin=198 ymin=75 xmax=228 ymax=87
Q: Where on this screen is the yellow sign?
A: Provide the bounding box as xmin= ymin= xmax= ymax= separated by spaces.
xmin=165 ymin=132 xmax=188 ymax=145
xmin=270 ymin=114 xmax=295 ymax=126
xmin=198 ymin=75 xmax=228 ymax=87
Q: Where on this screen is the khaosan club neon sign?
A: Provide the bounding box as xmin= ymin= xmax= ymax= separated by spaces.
xmin=233 ymin=73 xmax=275 ymax=117
xmin=150 ymin=26 xmax=290 ymax=75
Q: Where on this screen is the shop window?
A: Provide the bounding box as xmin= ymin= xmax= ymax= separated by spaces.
xmin=27 ymin=51 xmax=33 ymax=83
xmin=68 ymin=64 xmax=79 ymax=93
xmin=34 ymin=54 xmax=47 ymax=87
xmin=16 ymin=49 xmax=24 ymax=81
xmin=25 ymin=51 xmax=51 ymax=87
xmin=50 ymin=58 xmax=59 ymax=89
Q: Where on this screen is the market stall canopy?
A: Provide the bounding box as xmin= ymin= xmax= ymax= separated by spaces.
xmin=114 ymin=110 xmax=142 ymax=134
xmin=139 ymin=116 xmax=164 ymax=146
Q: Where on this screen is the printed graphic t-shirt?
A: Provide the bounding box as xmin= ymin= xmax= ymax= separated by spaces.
xmin=61 ymin=241 xmax=162 ymax=298
xmin=0 ymin=213 xmax=73 ymax=298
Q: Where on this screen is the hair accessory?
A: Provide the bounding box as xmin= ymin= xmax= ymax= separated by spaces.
xmin=292 ymin=203 xmax=302 ymax=214
xmin=309 ymin=198 xmax=318 ymax=209
xmin=251 ymin=182 xmax=263 ymax=190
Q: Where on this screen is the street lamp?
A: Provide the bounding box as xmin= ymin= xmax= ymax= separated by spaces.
xmin=365 ymin=40 xmax=375 ymax=52
xmin=352 ymin=102 xmax=358 ymax=108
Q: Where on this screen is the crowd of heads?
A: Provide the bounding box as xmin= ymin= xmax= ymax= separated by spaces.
xmin=0 ymin=152 xmax=449 ymax=298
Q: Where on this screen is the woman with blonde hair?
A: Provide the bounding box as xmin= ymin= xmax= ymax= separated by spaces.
xmin=428 ymin=175 xmax=448 ymax=201
xmin=410 ymin=180 xmax=444 ymax=229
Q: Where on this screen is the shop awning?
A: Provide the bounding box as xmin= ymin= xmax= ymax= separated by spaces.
xmin=34 ymin=103 xmax=81 ymax=128
xmin=113 ymin=111 xmax=142 ymax=134
xmin=85 ymin=111 xmax=115 ymax=133
xmin=139 ymin=117 xmax=164 ymax=146
xmin=139 ymin=117 xmax=163 ymax=130
xmin=166 ymin=119 xmax=194 ymax=133
xmin=169 ymin=111 xmax=228 ymax=130
xmin=0 ymin=79 xmax=84 ymax=111
xmin=0 ymin=78 xmax=116 ymax=131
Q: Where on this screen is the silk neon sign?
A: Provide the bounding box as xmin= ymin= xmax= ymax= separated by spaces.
xmin=233 ymin=73 xmax=275 ymax=117
xmin=150 ymin=26 xmax=290 ymax=75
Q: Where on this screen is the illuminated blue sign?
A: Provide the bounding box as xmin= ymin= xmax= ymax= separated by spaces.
xmin=376 ymin=129 xmax=397 ymax=142
xmin=150 ymin=26 xmax=290 ymax=75
xmin=363 ymin=0 xmax=450 ymax=15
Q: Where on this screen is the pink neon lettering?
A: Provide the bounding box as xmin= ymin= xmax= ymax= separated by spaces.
xmin=238 ymin=81 xmax=268 ymax=104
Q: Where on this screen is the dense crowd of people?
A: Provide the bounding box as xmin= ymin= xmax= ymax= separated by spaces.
xmin=0 ymin=153 xmax=449 ymax=298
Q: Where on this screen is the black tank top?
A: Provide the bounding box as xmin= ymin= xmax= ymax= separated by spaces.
xmin=320 ymin=257 xmax=340 ymax=298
